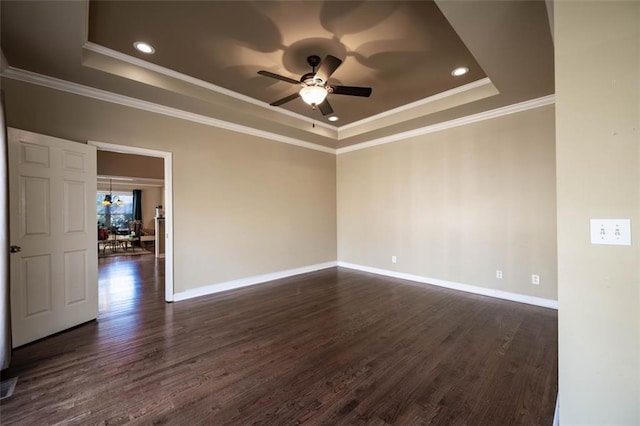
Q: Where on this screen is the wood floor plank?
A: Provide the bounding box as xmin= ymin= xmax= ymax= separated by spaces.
xmin=0 ymin=256 xmax=557 ymax=424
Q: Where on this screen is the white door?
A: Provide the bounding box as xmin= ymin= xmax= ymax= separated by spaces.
xmin=8 ymin=128 xmax=97 ymax=347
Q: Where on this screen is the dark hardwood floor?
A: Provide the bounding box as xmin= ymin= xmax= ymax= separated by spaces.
xmin=1 ymin=256 xmax=558 ymax=425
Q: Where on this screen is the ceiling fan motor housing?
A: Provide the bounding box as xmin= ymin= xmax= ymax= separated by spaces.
xmin=306 ymin=55 xmax=321 ymax=69
xmin=301 ymin=73 xmax=333 ymax=92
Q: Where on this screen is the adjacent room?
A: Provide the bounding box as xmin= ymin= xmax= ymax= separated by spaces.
xmin=96 ymin=151 xmax=165 ymax=258
xmin=0 ymin=1 xmax=638 ymax=425
xmin=96 ymin=150 xmax=166 ymax=315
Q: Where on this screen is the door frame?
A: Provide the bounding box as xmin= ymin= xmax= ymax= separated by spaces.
xmin=88 ymin=141 xmax=174 ymax=302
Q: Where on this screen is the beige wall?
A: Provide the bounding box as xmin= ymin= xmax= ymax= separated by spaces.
xmin=338 ymin=105 xmax=557 ymax=300
xmin=556 ymin=2 xmax=640 ymax=424
xmin=97 ymin=151 xmax=164 ymax=179
xmin=2 ymin=78 xmax=337 ymax=293
xmin=140 ymin=186 xmax=162 ymax=230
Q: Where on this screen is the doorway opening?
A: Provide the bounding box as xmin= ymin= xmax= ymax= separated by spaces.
xmin=88 ymin=141 xmax=174 ymax=302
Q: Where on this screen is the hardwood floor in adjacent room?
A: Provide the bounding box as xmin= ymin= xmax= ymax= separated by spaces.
xmin=0 ymin=257 xmax=558 ymax=425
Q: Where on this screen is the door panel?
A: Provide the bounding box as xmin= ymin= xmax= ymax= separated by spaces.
xmin=9 ymin=128 xmax=97 ymax=347
xmin=20 ymin=142 xmax=49 ymax=167
xmin=64 ymin=180 xmax=86 ymax=234
xmin=64 ymin=250 xmax=88 ymax=305
xmin=22 ymin=176 xmax=50 ymax=236
xmin=22 ymin=254 xmax=51 ymax=316
xmin=63 ymin=150 xmax=86 ymax=172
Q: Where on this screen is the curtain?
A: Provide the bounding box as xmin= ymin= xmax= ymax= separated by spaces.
xmin=1 ymin=91 xmax=12 ymax=369
xmin=132 ymin=189 xmax=142 ymax=222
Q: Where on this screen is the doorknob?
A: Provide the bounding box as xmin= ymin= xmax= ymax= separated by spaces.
xmin=9 ymin=245 xmax=21 ymax=253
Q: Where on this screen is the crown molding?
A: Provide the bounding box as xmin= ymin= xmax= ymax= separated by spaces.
xmin=336 ymin=94 xmax=556 ymax=154
xmin=83 ymin=42 xmax=338 ymax=132
xmin=2 ymin=66 xmax=555 ymax=157
xmin=98 ymin=175 xmax=164 ymax=188
xmin=0 ymin=49 xmax=8 ymax=74
xmin=1 ymin=66 xmax=336 ymax=154
xmin=338 ymin=77 xmax=492 ymax=134
xmin=82 ymin=43 xmax=498 ymax=138
xmin=81 ymin=0 xmax=89 ymax=46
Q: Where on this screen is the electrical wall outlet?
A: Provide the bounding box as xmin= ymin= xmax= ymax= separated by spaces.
xmin=531 ymin=274 xmax=540 ymax=285
xmin=391 ymin=255 xmax=397 ymax=264
xmin=496 ymin=270 xmax=503 ymax=279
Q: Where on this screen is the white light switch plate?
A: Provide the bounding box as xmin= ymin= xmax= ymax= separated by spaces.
xmin=590 ymin=219 xmax=632 ymax=245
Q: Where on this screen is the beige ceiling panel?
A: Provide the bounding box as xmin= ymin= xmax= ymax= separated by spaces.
xmin=87 ymin=0 xmax=487 ymax=125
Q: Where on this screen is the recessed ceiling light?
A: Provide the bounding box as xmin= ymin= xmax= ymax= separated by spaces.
xmin=451 ymin=66 xmax=469 ymax=77
xmin=328 ymin=116 xmax=339 ymax=122
xmin=133 ymin=41 xmax=155 ymax=54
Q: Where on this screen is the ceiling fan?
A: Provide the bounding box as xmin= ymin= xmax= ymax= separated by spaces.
xmin=258 ymin=55 xmax=372 ymax=116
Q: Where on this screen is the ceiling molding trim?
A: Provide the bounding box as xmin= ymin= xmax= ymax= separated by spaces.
xmin=2 ymin=66 xmax=554 ymax=157
xmin=82 ymin=42 xmax=337 ymax=132
xmin=89 ymin=140 xmax=172 ymax=158
xmin=0 ymin=49 xmax=8 ymax=74
xmin=98 ymin=175 xmax=164 ymax=188
xmin=98 ymin=182 xmax=163 ymax=189
xmin=336 ymin=94 xmax=556 ymax=155
xmin=2 ymin=66 xmax=336 ymax=155
xmin=337 ymin=77 xmax=493 ymax=133
xmin=81 ymin=0 xmax=89 ymax=46
xmin=545 ymin=0 xmax=555 ymax=44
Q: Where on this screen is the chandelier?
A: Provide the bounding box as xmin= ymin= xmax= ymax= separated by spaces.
xmin=102 ymin=179 xmax=122 ymax=207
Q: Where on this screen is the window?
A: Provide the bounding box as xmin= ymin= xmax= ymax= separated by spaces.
xmin=96 ymin=192 xmax=133 ymax=231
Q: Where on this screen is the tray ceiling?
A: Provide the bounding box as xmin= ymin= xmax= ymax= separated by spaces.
xmin=87 ymin=1 xmax=487 ymax=126
xmin=0 ymin=0 xmax=554 ymax=149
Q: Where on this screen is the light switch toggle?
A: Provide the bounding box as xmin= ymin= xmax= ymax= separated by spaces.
xmin=590 ymin=219 xmax=632 ymax=245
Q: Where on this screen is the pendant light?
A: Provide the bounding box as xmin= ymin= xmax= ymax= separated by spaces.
xmin=102 ymin=179 xmax=122 ymax=207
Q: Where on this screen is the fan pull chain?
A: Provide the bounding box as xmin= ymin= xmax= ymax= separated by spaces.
xmin=312 ymin=120 xmax=315 ymax=128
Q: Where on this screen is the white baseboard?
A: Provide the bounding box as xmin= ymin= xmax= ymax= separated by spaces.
xmin=337 ymin=261 xmax=558 ymax=310
xmin=553 ymin=395 xmax=559 ymax=426
xmin=172 ymin=261 xmax=338 ymax=302
xmin=173 ymin=260 xmax=558 ymax=310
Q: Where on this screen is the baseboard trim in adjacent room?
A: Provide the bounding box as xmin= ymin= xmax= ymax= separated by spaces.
xmin=172 ymin=261 xmax=338 ymax=302
xmin=337 ymin=261 xmax=558 ymax=310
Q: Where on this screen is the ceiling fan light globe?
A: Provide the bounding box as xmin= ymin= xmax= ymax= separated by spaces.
xmin=299 ymin=85 xmax=328 ymax=106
